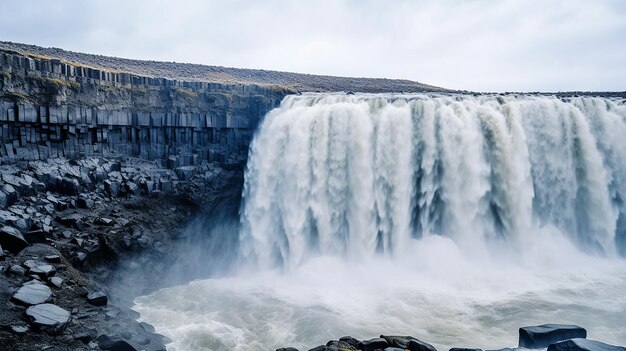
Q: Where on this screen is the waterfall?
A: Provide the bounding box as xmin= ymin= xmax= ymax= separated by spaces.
xmin=240 ymin=94 xmax=626 ymax=269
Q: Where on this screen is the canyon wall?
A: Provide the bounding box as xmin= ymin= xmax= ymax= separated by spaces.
xmin=0 ymin=49 xmax=291 ymax=167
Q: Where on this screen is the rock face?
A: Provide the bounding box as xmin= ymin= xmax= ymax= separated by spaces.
xmin=547 ymin=339 xmax=626 ymax=351
xmin=0 ymin=48 xmax=287 ymax=168
xmin=25 ymin=303 xmax=70 ymax=335
xmin=519 ymin=324 xmax=587 ymax=348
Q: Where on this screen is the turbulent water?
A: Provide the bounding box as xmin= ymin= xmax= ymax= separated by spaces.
xmin=134 ymin=94 xmax=626 ymax=351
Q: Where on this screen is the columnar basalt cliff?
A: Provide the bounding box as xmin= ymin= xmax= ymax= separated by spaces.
xmin=0 ymin=47 xmax=290 ymax=168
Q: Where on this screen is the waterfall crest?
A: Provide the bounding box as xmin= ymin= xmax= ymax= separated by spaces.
xmin=240 ymin=94 xmax=626 ymax=268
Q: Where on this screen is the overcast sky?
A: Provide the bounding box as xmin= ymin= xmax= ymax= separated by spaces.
xmin=1 ymin=0 xmax=625 ymax=92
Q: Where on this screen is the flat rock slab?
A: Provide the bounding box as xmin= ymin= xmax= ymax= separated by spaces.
xmin=547 ymin=339 xmax=626 ymax=351
xmin=25 ymin=303 xmax=70 ymax=335
xmin=519 ymin=324 xmax=587 ymax=348
xmin=381 ymin=335 xmax=437 ymax=351
xmin=12 ymin=282 xmax=52 ymax=305
xmin=29 ymin=263 xmax=56 ymax=278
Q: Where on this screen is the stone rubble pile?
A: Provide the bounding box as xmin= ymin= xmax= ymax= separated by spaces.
xmin=0 ymin=155 xmax=234 ymax=351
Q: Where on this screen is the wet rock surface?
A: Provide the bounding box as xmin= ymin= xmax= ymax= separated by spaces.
xmin=277 ymin=328 xmax=625 ymax=351
xmin=0 ymin=155 xmax=242 ymax=350
xmin=547 ymin=339 xmax=626 ymax=351
xmin=519 ymin=324 xmax=587 ymax=348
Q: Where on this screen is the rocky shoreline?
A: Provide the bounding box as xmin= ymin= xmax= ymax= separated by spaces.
xmin=0 ymin=155 xmax=242 ymax=350
xmin=277 ymin=325 xmax=625 ymax=351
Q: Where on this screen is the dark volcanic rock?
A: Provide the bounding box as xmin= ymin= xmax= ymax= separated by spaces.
xmin=24 ymin=229 xmax=48 ymax=244
xmin=547 ymin=339 xmax=625 ymax=351
xmin=0 ymin=225 xmax=28 ymax=253
xmin=276 ymin=348 xmax=299 ymax=351
xmin=27 ymin=262 xmax=57 ymax=278
xmin=382 ymin=335 xmax=437 ymax=351
xmin=11 ymin=282 xmax=53 ymax=305
xmin=519 ymin=324 xmax=587 ymax=348
xmin=25 ymin=303 xmax=70 ymax=335
xmin=326 ymin=340 xmax=358 ymax=350
xmin=450 ymin=348 xmax=483 ymax=351
xmin=96 ymin=335 xmax=139 ymax=351
xmin=340 ymin=336 xmax=360 ymax=348
xmin=87 ymin=290 xmax=108 ymax=306
xmin=358 ymin=337 xmax=389 ymax=351
xmin=48 ymin=276 xmax=63 ymax=288
xmin=73 ymin=328 xmax=98 ymax=343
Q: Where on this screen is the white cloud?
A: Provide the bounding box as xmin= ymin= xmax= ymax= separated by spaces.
xmin=1 ymin=0 xmax=625 ymax=91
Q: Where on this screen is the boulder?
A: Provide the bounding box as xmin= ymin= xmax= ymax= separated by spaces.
xmin=340 ymin=336 xmax=360 ymax=348
xmin=326 ymin=340 xmax=358 ymax=350
xmin=0 ymin=225 xmax=29 ymax=253
xmin=56 ymin=213 xmax=84 ymax=227
xmin=96 ymin=335 xmax=138 ymax=351
xmin=48 ymin=276 xmax=63 ymax=288
xmin=358 ymin=338 xmax=389 ymax=351
xmin=382 ymin=335 xmax=437 ymax=351
xmin=547 ymin=339 xmax=625 ymax=351
xmin=126 ymin=182 xmax=140 ymax=195
xmin=76 ymin=196 xmax=94 ymax=209
xmin=104 ymin=180 xmax=121 ymax=197
xmin=28 ymin=263 xmax=56 ymax=278
xmin=11 ymin=282 xmax=53 ymax=305
xmin=519 ymin=324 xmax=587 ymax=348
xmin=87 ymin=290 xmax=108 ymax=306
xmin=0 ymin=191 xmax=7 ymax=209
xmin=7 ymin=264 xmax=27 ymax=276
xmin=450 ymin=348 xmax=483 ymax=351
xmin=276 ymin=348 xmax=300 ymax=351
xmin=175 ymin=166 xmax=196 ymax=180
xmin=110 ymin=162 xmax=122 ymax=172
xmin=59 ymin=177 xmax=81 ymax=195
xmin=24 ymin=229 xmax=48 ymax=244
xmin=2 ymin=184 xmax=19 ymax=207
xmin=73 ymin=328 xmax=98 ymax=343
xmin=25 ymin=303 xmax=70 ymax=335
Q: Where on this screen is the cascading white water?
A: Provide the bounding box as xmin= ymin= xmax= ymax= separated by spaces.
xmin=134 ymin=94 xmax=626 ymax=351
xmin=240 ymin=94 xmax=626 ymax=268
